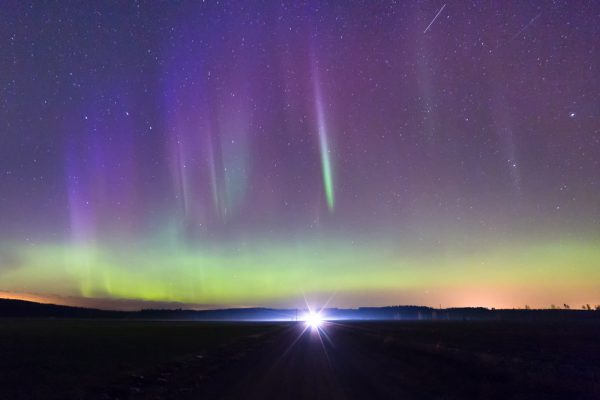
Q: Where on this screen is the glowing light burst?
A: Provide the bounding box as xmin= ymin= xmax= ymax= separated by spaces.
xmin=313 ymin=65 xmax=335 ymax=212
xmin=300 ymin=292 xmax=334 ymax=332
xmin=304 ymin=311 xmax=324 ymax=329
xmin=297 ymin=304 xmax=334 ymax=369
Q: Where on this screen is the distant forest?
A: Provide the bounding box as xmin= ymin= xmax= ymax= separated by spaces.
xmin=1 ymin=298 xmax=599 ymax=321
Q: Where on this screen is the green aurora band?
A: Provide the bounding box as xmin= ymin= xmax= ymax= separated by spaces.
xmin=1 ymin=237 xmax=599 ymax=309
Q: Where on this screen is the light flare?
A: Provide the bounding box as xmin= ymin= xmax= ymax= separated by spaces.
xmin=304 ymin=311 xmax=324 ymax=329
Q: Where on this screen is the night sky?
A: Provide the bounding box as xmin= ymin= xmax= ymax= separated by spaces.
xmin=1 ymin=1 xmax=599 ymax=310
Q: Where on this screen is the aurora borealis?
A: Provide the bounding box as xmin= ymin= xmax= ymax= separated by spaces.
xmin=0 ymin=1 xmax=599 ymax=310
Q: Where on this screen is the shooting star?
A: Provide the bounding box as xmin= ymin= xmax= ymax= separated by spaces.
xmin=511 ymin=12 xmax=542 ymax=41
xmin=424 ymin=4 xmax=447 ymax=34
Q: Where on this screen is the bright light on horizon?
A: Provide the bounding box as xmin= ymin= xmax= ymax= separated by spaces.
xmin=304 ymin=311 xmax=323 ymax=329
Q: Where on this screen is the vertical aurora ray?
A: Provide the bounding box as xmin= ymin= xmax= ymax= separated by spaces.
xmin=318 ymin=121 xmax=335 ymax=212
xmin=312 ymin=66 xmax=335 ymax=212
xmin=207 ymin=137 xmax=224 ymax=218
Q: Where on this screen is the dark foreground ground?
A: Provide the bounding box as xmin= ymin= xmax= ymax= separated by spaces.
xmin=1 ymin=319 xmax=599 ymax=399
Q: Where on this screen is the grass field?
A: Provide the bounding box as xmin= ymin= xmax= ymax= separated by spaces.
xmin=0 ymin=319 xmax=280 ymax=400
xmin=1 ymin=319 xmax=599 ymax=399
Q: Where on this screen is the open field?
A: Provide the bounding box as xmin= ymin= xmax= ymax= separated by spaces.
xmin=0 ymin=320 xmax=281 ymax=400
xmin=1 ymin=319 xmax=599 ymax=399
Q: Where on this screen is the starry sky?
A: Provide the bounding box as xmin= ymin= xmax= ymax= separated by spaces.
xmin=1 ymin=1 xmax=599 ymax=310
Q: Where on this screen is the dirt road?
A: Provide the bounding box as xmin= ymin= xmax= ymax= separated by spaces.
xmin=197 ymin=322 xmax=401 ymax=399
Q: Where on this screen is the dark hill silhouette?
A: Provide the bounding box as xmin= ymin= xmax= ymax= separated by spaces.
xmin=0 ymin=298 xmax=127 ymax=318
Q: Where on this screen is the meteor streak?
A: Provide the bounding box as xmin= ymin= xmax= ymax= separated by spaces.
xmin=424 ymin=4 xmax=446 ymax=34
xmin=511 ymin=12 xmax=542 ymax=41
